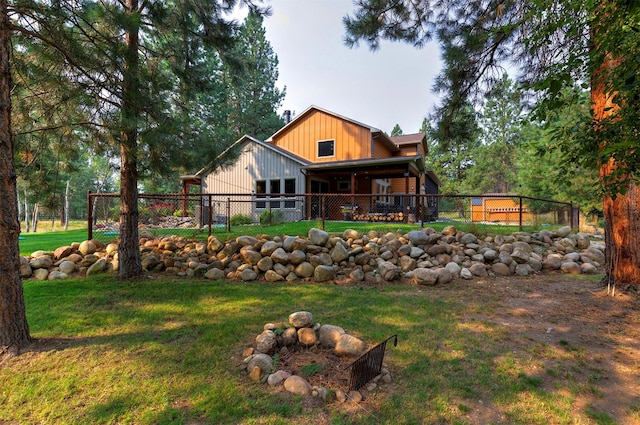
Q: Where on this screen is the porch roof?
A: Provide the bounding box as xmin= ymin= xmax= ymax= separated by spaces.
xmin=303 ymin=155 xmax=425 ymax=178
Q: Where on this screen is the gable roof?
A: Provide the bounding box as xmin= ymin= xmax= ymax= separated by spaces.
xmin=195 ymin=134 xmax=309 ymax=177
xmin=390 ymin=132 xmax=429 ymax=155
xmin=266 ymin=105 xmax=400 ymax=153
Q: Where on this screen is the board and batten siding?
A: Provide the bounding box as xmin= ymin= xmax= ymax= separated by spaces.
xmin=372 ymin=139 xmax=394 ymax=159
xmin=201 ymin=139 xmax=306 ymax=223
xmin=272 ymin=109 xmax=372 ymax=162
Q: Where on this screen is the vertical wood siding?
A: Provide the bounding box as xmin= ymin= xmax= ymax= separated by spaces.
xmin=202 ymin=141 xmax=304 ymax=194
xmin=372 ymin=139 xmax=393 ymax=159
xmin=272 ymin=109 xmax=371 ymax=161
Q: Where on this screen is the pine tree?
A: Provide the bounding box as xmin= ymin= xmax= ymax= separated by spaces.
xmin=225 ymin=10 xmax=285 ymax=141
xmin=390 ymin=124 xmax=403 ymax=136
xmin=465 ymin=74 xmax=524 ymax=194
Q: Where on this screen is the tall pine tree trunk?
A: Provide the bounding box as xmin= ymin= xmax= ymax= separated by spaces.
xmin=118 ymin=0 xmax=143 ymax=279
xmin=592 ymin=5 xmax=640 ymax=288
xmin=0 ymin=0 xmax=31 ymax=351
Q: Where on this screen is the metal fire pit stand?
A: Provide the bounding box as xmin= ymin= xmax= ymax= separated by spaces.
xmin=344 ymin=334 xmax=398 ymax=391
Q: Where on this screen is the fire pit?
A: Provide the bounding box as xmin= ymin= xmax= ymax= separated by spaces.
xmin=240 ymin=311 xmax=394 ymax=403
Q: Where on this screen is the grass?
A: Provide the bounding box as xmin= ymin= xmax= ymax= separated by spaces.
xmin=0 ymin=275 xmax=620 ymax=425
xmin=91 ymin=219 xmax=558 ymax=247
xmin=19 ymin=229 xmax=90 ymax=256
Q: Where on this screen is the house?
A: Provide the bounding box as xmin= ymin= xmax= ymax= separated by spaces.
xmin=182 ymin=105 xmax=440 ymax=222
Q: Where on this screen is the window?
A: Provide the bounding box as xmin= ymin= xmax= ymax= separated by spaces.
xmin=284 ymin=178 xmax=296 ymax=208
xmin=270 ymin=179 xmax=281 ymax=209
xmin=317 ymin=140 xmax=335 ymax=158
xmin=256 ymin=180 xmax=266 ymax=209
xmin=337 ymin=181 xmax=350 ymax=191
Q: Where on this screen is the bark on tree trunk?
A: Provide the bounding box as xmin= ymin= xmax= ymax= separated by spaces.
xmin=118 ymin=0 xmax=143 ymax=279
xmin=0 ymin=0 xmax=31 ymax=350
xmin=23 ymin=190 xmax=28 ymax=232
xmin=64 ymin=180 xmax=69 ymax=231
xmin=591 ymin=7 xmax=640 ymax=287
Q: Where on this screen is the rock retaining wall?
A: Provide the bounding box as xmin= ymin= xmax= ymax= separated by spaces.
xmin=20 ymin=225 xmax=604 ymax=284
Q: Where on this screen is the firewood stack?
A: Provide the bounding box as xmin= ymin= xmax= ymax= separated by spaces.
xmin=351 ymin=211 xmax=404 ymax=222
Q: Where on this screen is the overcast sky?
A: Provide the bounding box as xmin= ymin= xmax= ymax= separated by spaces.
xmin=234 ymin=0 xmax=443 ymax=135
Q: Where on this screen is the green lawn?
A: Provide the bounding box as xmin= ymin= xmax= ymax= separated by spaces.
xmin=19 ymin=229 xmax=89 ymax=256
xmin=18 ymin=219 xmax=559 ymax=255
xmin=1 ymin=274 xmax=629 ymax=424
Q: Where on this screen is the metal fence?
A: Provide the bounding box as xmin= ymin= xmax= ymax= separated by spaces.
xmin=87 ymin=192 xmax=578 ymax=243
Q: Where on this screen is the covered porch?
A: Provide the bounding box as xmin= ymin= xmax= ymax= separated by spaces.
xmin=302 ymin=156 xmax=427 ymax=222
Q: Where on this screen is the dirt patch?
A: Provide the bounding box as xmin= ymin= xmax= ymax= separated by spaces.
xmin=438 ymin=274 xmax=640 ymax=424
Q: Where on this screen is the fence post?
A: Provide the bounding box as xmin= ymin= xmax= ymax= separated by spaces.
xmin=570 ymin=201 xmax=574 ymax=230
xmin=227 ymin=197 xmax=231 ymax=232
xmin=208 ymin=195 xmax=213 ymax=237
xmin=419 ymin=194 xmax=424 ymax=228
xmin=518 ymin=196 xmax=523 ymax=231
xmin=321 ymin=195 xmax=326 ymax=230
xmin=87 ymin=190 xmax=93 ymax=240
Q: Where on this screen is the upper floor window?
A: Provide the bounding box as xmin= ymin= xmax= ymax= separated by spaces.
xmin=317 ymin=139 xmax=335 ymax=158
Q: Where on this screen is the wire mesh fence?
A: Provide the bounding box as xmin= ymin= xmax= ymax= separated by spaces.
xmin=88 ymin=192 xmax=578 ymax=243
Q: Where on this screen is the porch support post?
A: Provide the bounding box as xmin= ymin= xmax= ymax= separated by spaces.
xmin=181 ymin=182 xmax=188 ymax=217
xmin=404 ymin=171 xmax=410 ymax=223
xmin=306 ymin=173 xmax=311 ymax=220
xmin=351 ymin=172 xmax=356 ymax=217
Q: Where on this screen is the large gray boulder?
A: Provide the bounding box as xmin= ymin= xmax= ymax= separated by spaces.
xmin=406 ymin=230 xmax=430 ymax=246
xmin=308 ymin=228 xmax=329 ymax=246
xmin=314 ymin=265 xmax=335 ymax=282
xmin=412 ymin=268 xmax=439 ymax=286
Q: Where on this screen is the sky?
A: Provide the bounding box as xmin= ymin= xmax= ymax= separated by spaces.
xmin=233 ymin=0 xmax=443 ymax=135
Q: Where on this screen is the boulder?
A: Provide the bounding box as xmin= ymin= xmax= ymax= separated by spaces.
xmin=240 ymin=268 xmax=258 ymax=281
xmin=406 ymin=230 xmax=430 ymax=246
xmin=78 ymin=240 xmax=97 ymax=256
xmin=436 ymin=267 xmax=453 ymax=284
xmin=288 ymin=250 xmax=306 ymax=265
xmin=330 ymin=243 xmax=349 ymax=263
xmin=284 ymin=375 xmax=312 ymax=396
xmin=237 ymin=236 xmax=259 ymax=247
xmin=247 ymin=353 xmax=273 ymax=374
xmin=255 ymin=330 xmax=277 ymax=353
xmin=258 ymin=240 xmax=277 ymax=256
xmin=492 ymin=262 xmax=511 ymax=276
xmin=297 ymin=327 xmax=318 ymax=347
xmin=469 ymin=263 xmax=488 ymax=277
xmin=257 ymin=256 xmax=274 ymax=272
xmin=270 ymin=248 xmax=290 ymax=264
xmin=267 ymin=370 xmax=291 ymax=387
xmin=289 ymin=311 xmax=314 ymax=328
xmin=86 ymin=258 xmax=107 ymax=276
xmin=412 ymin=268 xmax=439 ymax=286
xmin=264 ymin=270 xmax=284 ymax=282
xmin=308 ymin=228 xmax=329 ymax=246
xmin=335 ymin=334 xmax=367 ymax=357
xmin=204 ymin=268 xmax=226 ymax=280
xmin=294 ymin=262 xmax=314 ymax=278
xmin=53 ymin=246 xmax=74 ymax=260
xmin=47 ymin=271 xmax=68 ymax=280
xmin=560 ymin=261 xmax=581 ymax=274
xmin=314 ymin=265 xmax=335 ymax=282
xmin=319 ymin=324 xmax=345 ymax=348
